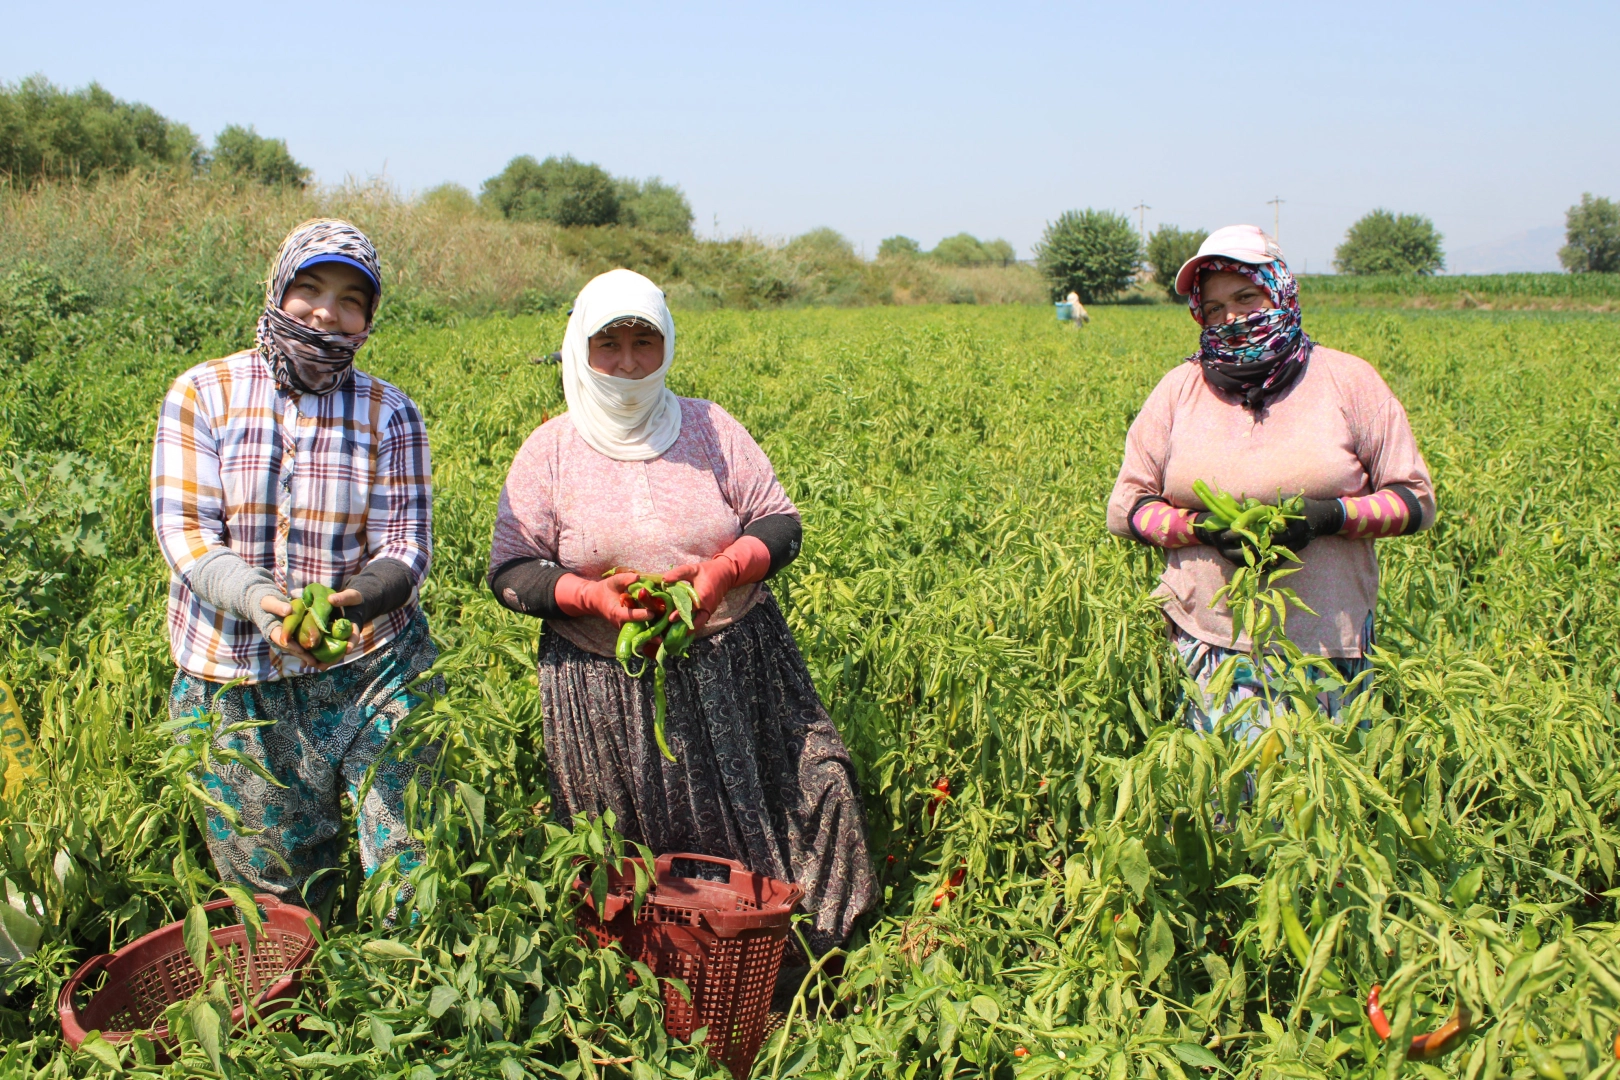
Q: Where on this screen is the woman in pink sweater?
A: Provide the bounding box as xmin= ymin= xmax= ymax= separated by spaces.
xmin=488 ymin=270 xmax=874 ymax=954
xmin=1106 ymin=225 xmax=1435 ymax=733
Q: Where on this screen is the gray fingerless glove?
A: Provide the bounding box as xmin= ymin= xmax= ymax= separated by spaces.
xmin=187 ymin=549 xmax=285 ymax=641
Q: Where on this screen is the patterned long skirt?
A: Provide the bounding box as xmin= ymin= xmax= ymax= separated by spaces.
xmin=539 ymin=590 xmax=876 ymax=956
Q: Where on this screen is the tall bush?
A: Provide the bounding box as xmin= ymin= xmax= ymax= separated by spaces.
xmin=209 ymin=125 xmax=309 ymax=189
xmin=616 ymin=177 xmax=693 ymax=236
xmin=929 ymin=233 xmax=1017 ymax=267
xmin=1559 ymin=193 xmax=1620 ymax=273
xmin=1035 ymin=209 xmax=1140 ymax=302
xmin=1145 ymin=225 xmax=1208 ymax=297
xmin=1334 ymin=209 xmax=1444 ymax=275
xmin=0 ymin=76 xmax=200 ymax=184
xmin=480 ymin=155 xmax=620 ymax=227
xmin=878 ymin=235 xmax=920 ymax=260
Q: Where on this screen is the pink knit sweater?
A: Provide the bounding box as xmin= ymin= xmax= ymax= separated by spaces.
xmin=1106 ymin=347 xmax=1435 ymax=657
xmin=490 ymin=398 xmax=799 ymax=657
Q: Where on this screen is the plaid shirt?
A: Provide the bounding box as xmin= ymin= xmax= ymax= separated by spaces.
xmin=152 ymin=350 xmax=432 ymax=684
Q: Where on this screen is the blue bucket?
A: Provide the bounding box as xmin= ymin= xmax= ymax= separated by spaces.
xmin=1054 ymin=302 xmax=1074 ymax=322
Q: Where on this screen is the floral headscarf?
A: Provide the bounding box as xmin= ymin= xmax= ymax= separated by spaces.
xmin=255 ymin=219 xmax=382 ymax=396
xmin=1185 ymin=255 xmax=1312 ymax=412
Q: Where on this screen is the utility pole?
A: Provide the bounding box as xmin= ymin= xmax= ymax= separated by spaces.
xmin=1133 ymin=200 xmax=1151 ymax=247
xmin=1267 ymin=196 xmax=1285 ymax=244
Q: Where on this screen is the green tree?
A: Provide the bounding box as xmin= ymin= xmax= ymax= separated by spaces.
xmin=616 ymin=177 xmax=693 ymax=235
xmin=1035 ymin=209 xmax=1141 ymax=302
xmin=1145 ymin=225 xmax=1208 ymax=297
xmin=877 ymin=235 xmax=921 ymax=260
xmin=419 ymin=182 xmax=480 ymax=215
xmin=209 ymin=125 xmax=309 ymax=188
xmin=1334 ymin=209 xmax=1444 ymax=275
xmin=480 ymin=155 xmax=620 ymax=227
xmin=981 ymin=238 xmax=1017 ymax=267
xmin=0 ymin=75 xmax=199 ymax=184
xmin=930 ymin=233 xmax=989 ymax=266
xmin=1559 ymin=193 xmax=1620 ymax=273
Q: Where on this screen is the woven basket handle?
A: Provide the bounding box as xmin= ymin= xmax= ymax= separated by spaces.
xmin=57 ymin=952 xmax=113 ymax=1050
xmin=654 ymin=853 xmax=747 ymax=882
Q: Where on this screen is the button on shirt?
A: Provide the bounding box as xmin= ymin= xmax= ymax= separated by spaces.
xmin=152 ymin=350 xmax=432 ymax=683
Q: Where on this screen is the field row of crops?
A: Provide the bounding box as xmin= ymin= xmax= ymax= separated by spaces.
xmin=2 ymin=304 xmax=1619 ymax=1077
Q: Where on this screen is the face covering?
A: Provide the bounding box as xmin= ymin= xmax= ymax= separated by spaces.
xmin=560 ymin=269 xmax=682 ymax=461
xmin=1185 ymin=256 xmax=1312 ymax=412
xmin=255 ymin=219 xmax=382 ymax=396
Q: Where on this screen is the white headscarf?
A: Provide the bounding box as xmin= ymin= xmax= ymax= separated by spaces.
xmin=561 ymin=269 xmax=682 ymax=461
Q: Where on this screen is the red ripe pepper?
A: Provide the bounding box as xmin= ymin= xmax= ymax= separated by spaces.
xmin=1367 ymin=985 xmax=1392 ymax=1040
xmin=931 ymin=861 xmax=967 ymax=909
xmin=926 ymin=776 xmax=951 ymax=820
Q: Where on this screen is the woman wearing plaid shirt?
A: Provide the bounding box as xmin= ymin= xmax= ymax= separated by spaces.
xmin=151 ymin=219 xmax=439 ymax=918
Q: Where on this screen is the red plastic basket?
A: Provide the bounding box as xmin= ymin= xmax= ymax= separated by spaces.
xmin=577 ymin=853 xmax=803 ymax=1078
xmin=58 ymin=894 xmax=318 ymax=1055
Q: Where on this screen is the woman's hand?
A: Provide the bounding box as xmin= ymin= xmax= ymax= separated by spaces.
xmin=555 ymin=572 xmax=655 ymax=626
xmin=259 ymin=594 xmax=338 ymax=667
xmin=1193 ymin=513 xmax=1255 ymax=565
xmin=662 ymin=536 xmax=772 ymax=629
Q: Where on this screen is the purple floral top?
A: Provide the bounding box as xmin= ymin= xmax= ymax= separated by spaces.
xmin=489 ymin=398 xmax=799 ymax=657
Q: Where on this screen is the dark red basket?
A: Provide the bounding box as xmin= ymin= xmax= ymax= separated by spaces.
xmin=58 ymin=894 xmax=318 ymax=1055
xmin=577 ymin=853 xmax=803 ymax=1078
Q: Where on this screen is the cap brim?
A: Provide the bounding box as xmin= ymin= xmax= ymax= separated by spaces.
xmin=1173 ymin=250 xmax=1274 ymax=297
xmin=295 ymin=254 xmax=380 ymax=294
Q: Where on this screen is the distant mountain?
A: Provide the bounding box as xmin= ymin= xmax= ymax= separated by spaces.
xmin=1446 ymin=226 xmax=1564 ymax=274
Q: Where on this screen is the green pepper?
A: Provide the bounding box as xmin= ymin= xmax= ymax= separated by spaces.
xmin=305 ymin=583 xmax=335 ymax=634
xmin=280 ymin=599 xmax=307 ymax=642
xmin=616 ymin=621 xmax=641 ymax=664
xmin=298 ymin=610 xmax=323 ymax=651
xmin=329 ymin=618 xmax=353 ymax=641
xmin=310 ymin=637 xmax=347 ymax=664
xmin=1280 ymin=893 xmax=1313 ymax=965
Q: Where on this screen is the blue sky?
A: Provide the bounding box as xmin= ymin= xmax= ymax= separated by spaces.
xmin=5 ymin=1 xmax=1615 ymax=272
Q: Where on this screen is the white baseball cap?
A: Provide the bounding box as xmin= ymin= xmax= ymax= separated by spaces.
xmin=1174 ymin=224 xmax=1286 ymax=297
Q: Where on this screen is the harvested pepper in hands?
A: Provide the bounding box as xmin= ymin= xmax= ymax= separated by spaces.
xmin=612 ymin=573 xmax=702 ymax=763
xmin=288 ymin=583 xmax=352 ymax=666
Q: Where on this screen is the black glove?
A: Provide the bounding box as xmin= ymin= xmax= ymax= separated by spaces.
xmin=1192 ymin=512 xmax=1254 ymax=565
xmin=1275 ymin=497 xmax=1345 ymax=554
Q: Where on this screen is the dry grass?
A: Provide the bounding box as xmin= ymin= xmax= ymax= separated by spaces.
xmin=0 ymin=171 xmax=1046 ymax=314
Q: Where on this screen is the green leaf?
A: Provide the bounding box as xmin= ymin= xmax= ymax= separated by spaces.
xmin=502 ymin=1058 xmax=526 ymax=1080
xmin=183 ymin=903 xmax=210 ymax=974
xmin=186 ymin=996 xmax=224 ymax=1073
xmin=1171 ymin=1043 xmax=1227 ymax=1073
xmin=1117 ymin=839 xmax=1151 ymax=899
xmin=78 ymin=1032 xmax=124 ymax=1074
xmin=362 ymin=939 xmax=421 ymax=960
xmin=1143 ymin=911 xmax=1175 ymax=983
xmin=428 ymin=983 xmax=458 ymax=1018
xmin=368 ymin=1014 xmax=393 ymax=1054
xmin=969 ymin=994 xmax=1000 ymax=1023
xmin=1450 ymin=866 xmax=1484 ymax=908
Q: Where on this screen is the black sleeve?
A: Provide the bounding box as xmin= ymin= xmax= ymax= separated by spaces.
xmin=743 ymin=513 xmax=803 ymax=577
xmin=341 ymin=557 xmax=417 ymax=627
xmin=1389 ymin=485 xmax=1425 ymax=536
xmin=488 ymin=557 xmax=570 ymax=619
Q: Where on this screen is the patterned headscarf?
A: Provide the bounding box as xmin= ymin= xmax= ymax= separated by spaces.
xmin=1185 ymin=255 xmax=1312 ymax=412
xmin=256 ymin=219 xmax=382 ymax=396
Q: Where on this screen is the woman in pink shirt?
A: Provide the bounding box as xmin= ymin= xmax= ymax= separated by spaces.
xmin=1106 ymin=225 xmax=1435 ymax=733
xmin=488 ymin=269 xmax=874 ymax=955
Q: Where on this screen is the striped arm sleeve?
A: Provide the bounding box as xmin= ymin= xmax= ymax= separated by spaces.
xmin=1339 ymin=487 xmax=1422 ymax=540
xmin=1129 ymin=497 xmax=1201 ymax=549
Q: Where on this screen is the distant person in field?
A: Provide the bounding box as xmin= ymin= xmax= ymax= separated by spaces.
xmin=487 ymin=269 xmax=875 ymax=956
xmin=1066 ymin=289 xmax=1089 ymax=327
xmin=1106 ymin=224 xmax=1435 ymax=732
xmin=153 ymin=219 xmax=439 ymax=919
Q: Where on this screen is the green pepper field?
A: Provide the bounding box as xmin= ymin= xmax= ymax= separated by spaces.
xmin=3 ymin=303 xmax=1620 ymax=1078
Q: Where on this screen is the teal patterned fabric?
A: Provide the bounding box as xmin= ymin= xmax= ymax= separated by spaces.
xmin=1173 ymin=612 xmax=1376 ymax=744
xmin=168 ymin=612 xmax=442 ymax=907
